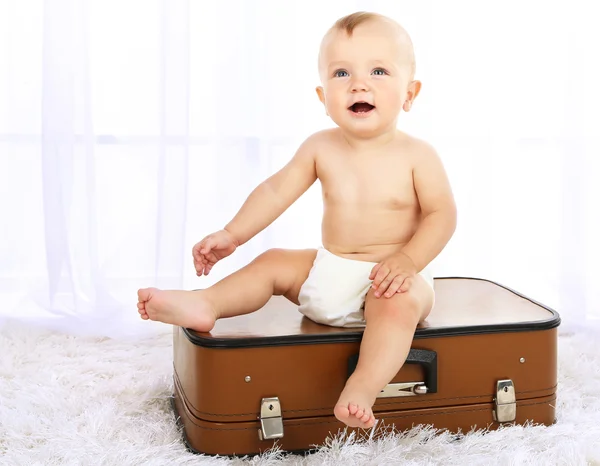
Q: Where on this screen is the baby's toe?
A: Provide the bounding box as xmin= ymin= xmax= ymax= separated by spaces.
xmin=360 ymin=411 xmax=371 ymax=423
xmin=137 ymin=287 xmax=157 ymax=304
xmin=355 ymin=407 xmax=365 ymax=419
xmin=348 ymin=403 xmax=359 ymax=415
xmin=334 ymin=403 xmax=351 ymax=423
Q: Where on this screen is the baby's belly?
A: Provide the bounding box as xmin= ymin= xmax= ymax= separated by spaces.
xmin=321 ymin=207 xmax=418 ymax=263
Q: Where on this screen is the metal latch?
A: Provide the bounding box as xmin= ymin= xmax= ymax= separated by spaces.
xmin=378 ymin=382 xmax=428 ymax=398
xmin=493 ymin=379 xmax=516 ymax=423
xmin=258 ymin=397 xmax=284 ymax=440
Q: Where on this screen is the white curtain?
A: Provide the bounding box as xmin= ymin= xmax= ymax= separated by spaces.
xmin=1 ymin=0 xmax=598 ymax=338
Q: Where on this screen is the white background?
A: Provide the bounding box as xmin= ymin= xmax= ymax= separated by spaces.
xmin=0 ymin=0 xmax=598 ymax=337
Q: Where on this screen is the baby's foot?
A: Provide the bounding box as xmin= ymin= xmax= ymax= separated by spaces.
xmin=136 ymin=288 xmax=217 ymax=332
xmin=334 ymin=379 xmax=377 ymax=429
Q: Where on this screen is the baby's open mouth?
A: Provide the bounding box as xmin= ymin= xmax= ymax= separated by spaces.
xmin=349 ymin=102 xmax=375 ymax=113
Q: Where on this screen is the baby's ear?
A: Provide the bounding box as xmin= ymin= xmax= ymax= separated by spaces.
xmin=315 ymin=86 xmax=325 ymax=104
xmin=315 ymin=86 xmax=328 ymax=115
xmin=403 ymin=80 xmax=422 ymax=112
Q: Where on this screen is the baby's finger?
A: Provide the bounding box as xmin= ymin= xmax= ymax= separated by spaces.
xmin=200 ymin=237 xmax=215 ymax=255
xmin=384 ymin=276 xmax=406 ymax=297
xmin=194 ymin=258 xmax=204 ymax=275
xmin=398 ymin=276 xmax=412 ymax=293
xmin=372 ymin=267 xmax=389 ymax=289
xmin=196 ymin=254 xmax=210 ymax=274
xmin=369 ymin=263 xmax=382 ymax=280
xmin=202 ymin=258 xmax=217 ymax=275
xmin=375 ymin=273 xmax=395 ymax=297
xmin=192 ymin=244 xmax=201 ymax=259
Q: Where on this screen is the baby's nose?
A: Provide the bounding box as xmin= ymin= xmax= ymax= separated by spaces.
xmin=351 ymin=78 xmax=369 ymax=92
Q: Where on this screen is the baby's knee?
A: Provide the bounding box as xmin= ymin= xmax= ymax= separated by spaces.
xmin=254 ymin=248 xmax=287 ymax=265
xmin=366 ymin=291 xmax=422 ymax=322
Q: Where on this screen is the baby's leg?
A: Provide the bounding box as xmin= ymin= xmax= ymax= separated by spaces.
xmin=334 ymin=275 xmax=434 ymax=429
xmin=137 ymin=248 xmax=316 ymax=331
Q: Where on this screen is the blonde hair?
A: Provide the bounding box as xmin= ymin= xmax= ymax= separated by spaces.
xmin=332 ymin=11 xmax=383 ymax=36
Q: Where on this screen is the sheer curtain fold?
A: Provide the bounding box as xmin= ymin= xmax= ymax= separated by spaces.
xmin=40 ymin=0 xmax=103 ymax=316
xmin=155 ymin=0 xmax=190 ymax=290
xmin=0 ymin=0 xmax=598 ymax=337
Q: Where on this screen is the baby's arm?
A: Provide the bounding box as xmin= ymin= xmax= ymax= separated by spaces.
xmin=224 ymin=136 xmax=318 ymax=246
xmin=401 ymin=144 xmax=457 ymax=271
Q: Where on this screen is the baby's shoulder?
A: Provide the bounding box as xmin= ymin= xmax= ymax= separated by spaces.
xmin=303 ymin=128 xmax=341 ymax=148
xmin=395 ymin=132 xmax=440 ymax=163
xmin=293 ymin=129 xmax=341 ymax=164
xmin=397 ymin=131 xmax=435 ymax=152
xmin=289 ymin=129 xmax=339 ymax=166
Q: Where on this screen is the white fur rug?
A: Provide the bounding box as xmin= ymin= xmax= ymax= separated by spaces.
xmin=1 ymin=320 xmax=599 ymax=466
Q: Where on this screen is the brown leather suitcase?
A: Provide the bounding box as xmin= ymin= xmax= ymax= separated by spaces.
xmin=172 ymin=277 xmax=560 ymax=456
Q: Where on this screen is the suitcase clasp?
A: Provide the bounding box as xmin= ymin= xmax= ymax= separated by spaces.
xmin=493 ymin=379 xmax=516 ymax=423
xmin=258 ymin=397 xmax=284 ymax=441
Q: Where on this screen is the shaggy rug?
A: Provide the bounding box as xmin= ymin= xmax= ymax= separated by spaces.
xmin=1 ymin=320 xmax=599 ymax=466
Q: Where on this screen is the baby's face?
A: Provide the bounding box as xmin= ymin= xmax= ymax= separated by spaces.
xmin=317 ymin=21 xmax=418 ymax=138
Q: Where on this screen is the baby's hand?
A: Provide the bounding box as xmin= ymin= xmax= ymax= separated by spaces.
xmin=192 ymin=229 xmax=239 ymax=276
xmin=369 ymin=252 xmax=417 ymax=298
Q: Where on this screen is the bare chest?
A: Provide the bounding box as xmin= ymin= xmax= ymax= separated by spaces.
xmin=317 ymin=151 xmax=417 ymax=210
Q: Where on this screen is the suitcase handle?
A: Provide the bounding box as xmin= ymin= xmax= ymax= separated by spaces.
xmin=347 ymin=348 xmax=438 ymax=395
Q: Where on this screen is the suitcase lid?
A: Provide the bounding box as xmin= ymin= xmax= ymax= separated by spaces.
xmin=184 ymin=277 xmax=560 ymax=348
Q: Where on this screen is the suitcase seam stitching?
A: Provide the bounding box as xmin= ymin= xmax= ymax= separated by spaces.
xmin=182 ymin=400 xmax=553 ymax=431
xmin=184 ymin=397 xmax=556 ymax=428
xmin=184 ymin=385 xmax=558 ymax=417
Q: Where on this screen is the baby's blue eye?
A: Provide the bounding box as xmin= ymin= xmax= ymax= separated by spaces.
xmin=372 ymin=68 xmax=387 ymax=76
xmin=334 ymin=70 xmax=349 ymax=78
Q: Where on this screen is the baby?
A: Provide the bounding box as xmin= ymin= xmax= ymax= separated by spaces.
xmin=137 ymin=12 xmax=457 ymax=429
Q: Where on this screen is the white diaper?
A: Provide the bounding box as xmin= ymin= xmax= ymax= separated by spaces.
xmin=298 ymin=248 xmax=434 ymax=328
